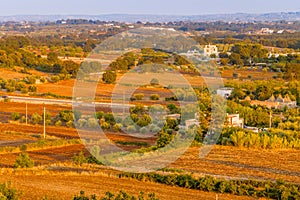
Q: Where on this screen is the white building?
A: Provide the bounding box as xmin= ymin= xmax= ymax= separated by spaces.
xmin=260 ymin=28 xmax=274 ymax=34
xmin=217 ymin=88 xmax=233 ymax=99
xmin=204 ymin=44 xmax=218 ymax=57
xmin=226 ymin=114 xmax=244 ymax=128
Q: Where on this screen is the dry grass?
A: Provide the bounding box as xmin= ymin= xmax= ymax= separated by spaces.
xmin=0 ymin=173 xmax=254 ymax=200
xmin=0 ymin=67 xmax=47 ymax=79
xmin=171 ymin=146 xmax=300 ymax=184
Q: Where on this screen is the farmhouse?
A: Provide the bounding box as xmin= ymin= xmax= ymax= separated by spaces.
xmin=226 ymin=113 xmax=244 ymax=128
xmin=204 ymin=44 xmax=218 ymax=57
xmin=217 ymin=87 xmax=233 ymax=99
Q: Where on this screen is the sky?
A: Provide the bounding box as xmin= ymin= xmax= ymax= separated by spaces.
xmin=0 ymin=0 xmax=299 ymax=16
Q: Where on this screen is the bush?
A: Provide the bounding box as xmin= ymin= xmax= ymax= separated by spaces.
xmin=19 ymin=144 xmax=27 ymax=152
xmin=58 ymin=110 xmax=74 ymax=122
xmin=113 ymin=123 xmax=122 ymax=132
xmin=77 ymin=119 xmax=87 ymax=128
xmin=0 ymin=182 xmax=21 ymax=200
xmin=11 ymin=112 xmax=21 ymax=121
xmin=72 ymin=151 xmax=86 ymax=166
xmin=73 ymin=190 xmax=159 ymax=200
xmin=66 ymin=120 xmax=74 ymax=128
xmin=120 ymin=173 xmax=300 ymax=200
xmin=127 ymin=126 xmax=137 ymax=133
xmin=50 ymin=75 xmax=60 ymax=83
xmin=55 ymin=120 xmax=62 ymax=127
xmin=100 ymin=121 xmax=110 ymax=130
xmin=87 ymin=118 xmax=98 ymax=128
xmin=14 ymin=153 xmax=34 ymax=168
xmin=134 ymin=93 xmax=144 ymax=100
xmin=31 ymin=113 xmax=42 ymax=124
xmin=28 ymin=85 xmax=37 ymax=92
xmin=21 ymin=88 xmax=28 ymax=94
xmin=102 ymin=70 xmax=116 ymax=84
xmin=150 ymin=94 xmax=160 ymax=101
xmin=95 ymin=111 xmax=104 ymax=119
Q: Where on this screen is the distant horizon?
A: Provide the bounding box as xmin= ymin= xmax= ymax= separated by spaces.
xmin=0 ymin=0 xmax=299 ymax=16
xmin=0 ymin=10 xmax=299 ymax=17
xmin=0 ymin=10 xmax=300 ymax=17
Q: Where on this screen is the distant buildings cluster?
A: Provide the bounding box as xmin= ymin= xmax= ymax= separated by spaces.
xmin=249 ymin=94 xmax=298 ymax=109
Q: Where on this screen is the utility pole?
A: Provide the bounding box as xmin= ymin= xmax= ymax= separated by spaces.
xmin=43 ymin=106 xmax=46 ymax=139
xmin=123 ymin=91 xmax=125 ymax=116
xmin=25 ymin=102 xmax=28 ymax=125
xmin=269 ymin=110 xmax=272 ymax=128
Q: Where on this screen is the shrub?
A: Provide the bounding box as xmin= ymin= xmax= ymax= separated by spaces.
xmin=102 ymin=70 xmax=116 ymax=84
xmin=95 ymin=111 xmax=104 ymax=119
xmin=66 ymin=120 xmax=74 ymax=128
xmin=50 ymin=75 xmax=60 ymax=83
xmin=134 ymin=93 xmax=144 ymax=100
xmin=19 ymin=144 xmax=27 ymax=152
xmin=73 ymin=190 xmax=159 ymax=200
xmin=104 ymin=113 xmax=115 ymax=125
xmin=31 ymin=113 xmax=42 ymax=124
xmin=11 ymin=112 xmax=21 ymax=121
xmin=55 ymin=120 xmax=62 ymax=127
xmin=127 ymin=126 xmax=137 ymax=133
xmin=72 ymin=151 xmax=86 ymax=166
xmin=136 ymin=114 xmax=152 ymax=127
xmin=113 ymin=123 xmax=122 ymax=132
xmin=14 ymin=153 xmax=34 ymax=168
xmin=28 ymin=85 xmax=37 ymax=92
xmin=87 ymin=118 xmax=98 ymax=128
xmin=100 ymin=121 xmax=110 ymax=130
xmin=21 ymin=88 xmax=28 ymax=94
xmin=119 ymin=173 xmax=300 ymax=199
xmin=150 ymin=94 xmax=160 ymax=101
xmin=58 ymin=110 xmax=74 ymax=122
xmin=0 ymin=182 xmax=21 ymax=200
xmin=77 ymin=119 xmax=87 ymax=128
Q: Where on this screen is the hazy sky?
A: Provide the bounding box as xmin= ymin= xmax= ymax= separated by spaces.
xmin=0 ymin=0 xmax=299 ymax=15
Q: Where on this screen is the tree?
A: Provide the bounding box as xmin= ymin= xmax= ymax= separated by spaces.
xmin=14 ymin=153 xmax=34 ymax=168
xmin=137 ymin=114 xmax=152 ymax=127
xmin=167 ymin=104 xmax=179 ymax=114
xmin=150 ymin=94 xmax=160 ymax=101
xmin=87 ymin=118 xmax=98 ymax=128
xmin=134 ymin=93 xmax=144 ymax=100
xmin=11 ymin=112 xmax=21 ymax=121
xmin=229 ymin=53 xmax=244 ymax=66
xmin=102 ymin=70 xmax=116 ymax=84
xmin=72 ymin=151 xmax=86 ymax=166
xmin=28 ymin=85 xmax=37 ymax=92
xmin=59 ymin=110 xmax=74 ymax=122
xmin=0 ymin=182 xmax=21 ymax=200
xmin=156 ymin=130 xmax=174 ymax=148
xmin=31 ymin=113 xmax=42 ymax=124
